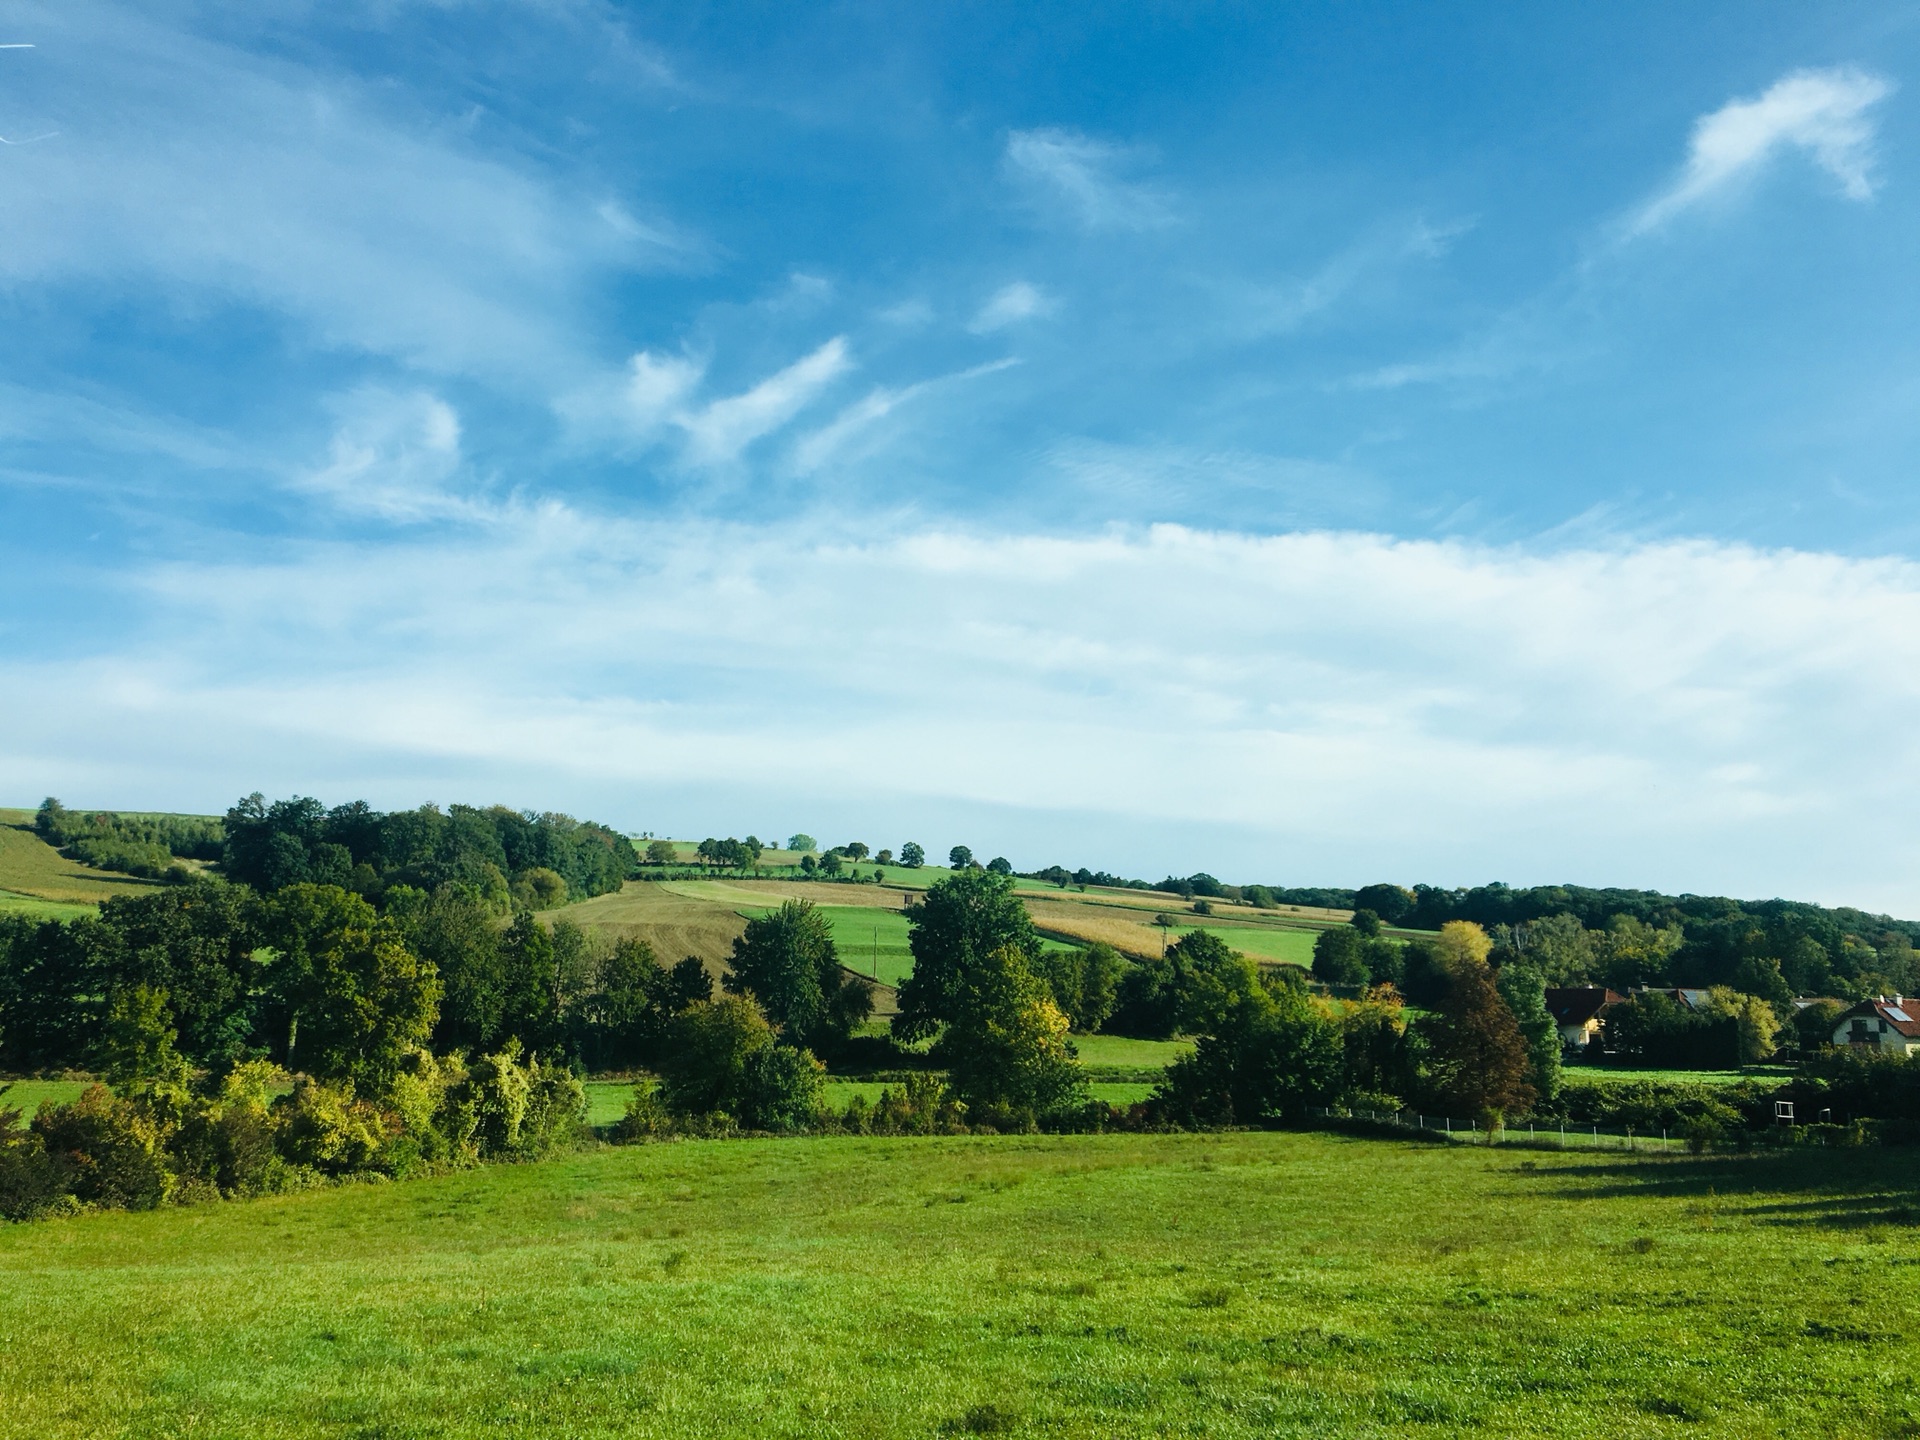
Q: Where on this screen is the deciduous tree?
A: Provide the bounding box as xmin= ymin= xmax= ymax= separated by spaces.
xmin=894 ymin=868 xmax=1039 ymax=1043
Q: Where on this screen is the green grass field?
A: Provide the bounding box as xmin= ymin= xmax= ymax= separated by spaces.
xmin=0 ymin=1079 xmax=90 ymax=1115
xmin=1066 ymin=1033 xmax=1193 ymax=1077
xmin=1562 ymin=1067 xmax=1797 ymax=1089
xmin=0 ymin=889 xmax=97 ymax=922
xmin=0 ymin=812 xmax=172 ymax=910
xmin=0 ymin=1130 xmax=1916 ymax=1437
xmin=1178 ymin=922 xmax=1317 ymax=966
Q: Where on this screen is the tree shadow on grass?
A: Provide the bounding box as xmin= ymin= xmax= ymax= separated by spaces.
xmin=1519 ymin=1148 xmax=1920 ymax=1230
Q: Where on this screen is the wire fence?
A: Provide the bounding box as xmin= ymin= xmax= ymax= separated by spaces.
xmin=1307 ymin=1106 xmax=1690 ymax=1153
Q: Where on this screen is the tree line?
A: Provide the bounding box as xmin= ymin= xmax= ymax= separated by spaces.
xmin=34 ymin=800 xmax=223 ymax=884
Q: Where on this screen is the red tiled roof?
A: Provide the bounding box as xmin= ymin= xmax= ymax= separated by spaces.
xmin=1836 ymin=998 xmax=1920 ymax=1039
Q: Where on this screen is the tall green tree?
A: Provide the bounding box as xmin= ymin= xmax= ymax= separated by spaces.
xmin=658 ymin=995 xmax=823 ymax=1129
xmin=1493 ymin=962 xmax=1562 ymax=1104
xmin=97 ymin=985 xmax=189 ymax=1089
xmin=1107 ymin=929 xmax=1259 ymax=1039
xmin=499 ymin=912 xmax=561 ymax=1056
xmin=1158 ymin=979 xmax=1342 ymax=1126
xmin=934 ymin=945 xmax=1087 ymax=1123
xmin=1033 ymin=942 xmax=1121 ymax=1033
xmin=90 ymin=882 xmax=263 ymax=1066
xmin=391 ymin=885 xmax=506 ymax=1055
xmin=724 ymin=899 xmax=871 ymax=1053
xmin=263 ymin=884 xmax=439 ymax=1089
xmin=894 ymin=868 xmax=1039 ymax=1042
xmin=0 ymin=914 xmax=107 ymax=1072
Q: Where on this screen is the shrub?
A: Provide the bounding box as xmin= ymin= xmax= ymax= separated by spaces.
xmin=870 ymin=1072 xmax=967 ymax=1135
xmin=737 ymin=1043 xmax=824 ymax=1131
xmin=32 ymin=1084 xmax=176 ymax=1210
xmin=169 ymin=1061 xmax=292 ymax=1196
xmin=0 ymin=1101 xmax=70 ymax=1221
xmin=273 ymin=1078 xmax=390 ymax=1175
xmin=381 ymin=1048 xmax=472 ymax=1163
xmin=612 ymin=1081 xmax=673 ymax=1141
xmin=658 ymin=995 xmax=824 ymax=1130
xmin=511 ymin=867 xmax=569 ymax=909
xmin=520 ymin=1057 xmax=589 ymax=1156
xmin=457 ymin=1044 xmax=533 ymax=1157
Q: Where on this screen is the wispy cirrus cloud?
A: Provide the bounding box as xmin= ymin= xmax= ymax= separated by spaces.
xmin=1631 ymin=66 xmax=1894 ymax=235
xmin=968 ymin=281 xmax=1054 ymax=333
xmin=1003 ymin=127 xmax=1174 ymax=231
xmin=291 ymin=388 xmax=485 ymax=524
xmin=678 ymin=338 xmax=854 ymax=466
xmin=790 ymin=358 xmax=1018 ymax=475
xmin=566 ymin=336 xmax=857 ymax=470
xmin=0 ymin=1 xmax=689 ymax=386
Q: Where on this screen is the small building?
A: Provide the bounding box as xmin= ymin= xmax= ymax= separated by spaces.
xmin=1545 ymin=987 xmax=1624 ymax=1051
xmin=1832 ymin=997 xmax=1920 ymax=1056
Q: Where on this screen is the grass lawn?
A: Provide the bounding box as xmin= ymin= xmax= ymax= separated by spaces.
xmin=1562 ymin=1067 xmax=1797 ymax=1089
xmin=0 ymin=1130 xmax=1916 ymax=1437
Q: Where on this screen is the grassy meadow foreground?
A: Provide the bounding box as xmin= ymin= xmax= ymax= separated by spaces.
xmin=2 ymin=1131 xmax=1917 ymax=1440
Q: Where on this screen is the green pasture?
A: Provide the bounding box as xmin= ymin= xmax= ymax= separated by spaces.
xmin=1068 ymin=1033 xmax=1193 ymax=1077
xmin=0 ymin=889 xmax=95 ymax=922
xmin=1180 ymin=922 xmax=1317 ymax=967
xmin=819 ymin=906 xmax=915 ymax=985
xmin=2 ymin=1131 xmax=1918 ymax=1437
xmin=1562 ymin=1066 xmax=1798 ymax=1089
xmin=0 ymin=1079 xmax=91 ymax=1116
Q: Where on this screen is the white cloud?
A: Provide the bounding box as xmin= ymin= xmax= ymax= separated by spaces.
xmin=9 ymin=519 xmax=1920 ymax=911
xmin=968 ymin=281 xmax=1053 ymax=333
xmin=1004 ymin=127 xmax=1174 ymax=231
xmin=0 ymin=1 xmax=685 ymax=384
xmin=789 ymin=359 xmax=1018 ymax=475
xmin=563 ymin=339 xmax=854 ymax=467
xmin=625 ymin=350 xmax=706 ymax=432
xmin=292 ymin=388 xmax=481 ymax=523
xmin=1632 ymin=66 xmax=1894 ymax=234
xmin=678 ymin=337 xmax=853 ymax=466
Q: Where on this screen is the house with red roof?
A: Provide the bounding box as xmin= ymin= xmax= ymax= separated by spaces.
xmin=1832 ymin=997 xmax=1920 ymax=1056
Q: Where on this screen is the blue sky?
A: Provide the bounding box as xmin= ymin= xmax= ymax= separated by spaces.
xmin=6 ymin=1 xmax=1920 ymax=910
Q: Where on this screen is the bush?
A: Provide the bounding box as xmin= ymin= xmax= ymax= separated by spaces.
xmin=0 ymin=1101 xmax=69 ymax=1221
xmin=32 ymin=1084 xmax=175 ymax=1210
xmin=868 ymin=1073 xmax=967 ymax=1135
xmin=737 ymin=1044 xmax=825 ymax=1131
xmin=169 ymin=1062 xmax=291 ymax=1196
xmin=520 ymin=1057 xmax=589 ymax=1156
xmin=273 ymin=1078 xmax=390 ymax=1175
xmin=612 ymin=1081 xmax=673 ymax=1141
